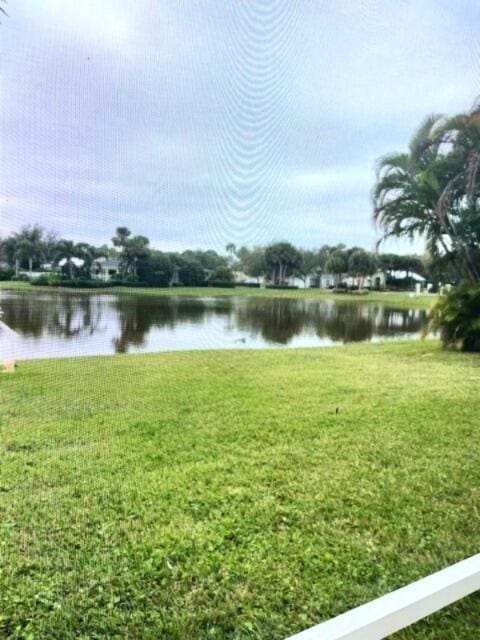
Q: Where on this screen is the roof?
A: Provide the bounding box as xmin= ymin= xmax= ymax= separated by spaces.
xmin=391 ymin=270 xmax=426 ymax=282
xmin=58 ymin=257 xmax=85 ymax=267
xmin=92 ymin=257 xmax=120 ymax=269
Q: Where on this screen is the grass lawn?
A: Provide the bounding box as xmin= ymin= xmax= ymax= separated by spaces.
xmin=0 ymin=280 xmax=436 ymax=309
xmin=1 ymin=341 xmax=479 ymax=639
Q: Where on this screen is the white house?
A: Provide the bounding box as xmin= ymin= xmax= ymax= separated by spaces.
xmin=233 ymin=270 xmax=266 ymax=285
xmin=91 ymin=257 xmax=120 ymax=281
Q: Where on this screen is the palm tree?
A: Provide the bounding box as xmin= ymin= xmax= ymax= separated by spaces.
xmin=225 ymin=243 xmax=237 ymax=267
xmin=112 ymin=228 xmax=150 ymax=279
xmin=431 ymin=102 xmax=480 ymax=280
xmin=373 ymin=106 xmax=480 ymax=283
xmin=13 ymin=226 xmax=45 ymax=275
xmin=123 ymin=235 xmax=150 ymax=278
xmin=112 ymin=227 xmax=131 ymax=278
xmin=56 ymin=240 xmax=82 ymax=279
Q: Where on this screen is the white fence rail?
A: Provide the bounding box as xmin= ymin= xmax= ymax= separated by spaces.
xmin=0 ymin=319 xmax=18 ymax=372
xmin=286 ymin=553 xmax=480 ymax=640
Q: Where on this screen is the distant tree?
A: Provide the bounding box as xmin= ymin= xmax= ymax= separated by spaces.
xmin=182 ymin=250 xmax=226 ymax=272
xmin=56 ymin=240 xmax=85 ymax=279
xmin=225 ymin=243 xmax=237 ymax=266
xmin=112 ymin=228 xmax=150 ymax=279
xmin=325 ymin=248 xmax=348 ymax=286
xmin=124 ymin=235 xmax=150 ymax=279
xmin=209 ymin=265 xmax=235 ymax=283
xmin=0 ymin=236 xmax=19 ymax=272
xmin=112 ymin=227 xmax=131 ymax=277
xmin=348 ymin=249 xmax=377 ymax=288
xmin=296 ymin=249 xmax=320 ymax=287
xmin=236 ymin=246 xmax=266 ymax=282
xmin=377 ymin=253 xmax=397 ymax=278
xmin=265 ymin=242 xmax=302 ymax=284
xmin=42 ymin=231 xmax=60 ymax=264
xmin=177 ymin=258 xmax=206 ymax=286
xmin=137 ymin=252 xmax=173 ymax=287
xmin=13 ymin=225 xmax=45 ymax=275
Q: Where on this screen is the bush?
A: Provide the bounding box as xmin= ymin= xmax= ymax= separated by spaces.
xmin=178 ymin=260 xmax=207 ymax=286
xmin=12 ymin=274 xmax=30 ymax=282
xmin=265 ymin=285 xmax=299 ymax=290
xmin=208 ymin=281 xmax=236 ymax=288
xmin=58 ymin=279 xmax=116 ymax=288
xmin=427 ymin=283 xmax=480 ymax=351
xmin=239 ymin=282 xmax=261 ymax=288
xmin=0 ymin=267 xmax=15 ymax=281
xmin=208 ymin=265 xmax=235 ymax=283
xmin=31 ymin=273 xmax=62 ymax=286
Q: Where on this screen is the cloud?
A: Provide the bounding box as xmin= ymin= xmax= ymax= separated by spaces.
xmin=1 ymin=0 xmax=479 ymax=252
xmin=288 ymin=167 xmax=374 ymax=192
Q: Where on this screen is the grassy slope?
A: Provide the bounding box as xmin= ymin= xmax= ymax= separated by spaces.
xmin=0 ymin=280 xmax=436 ymax=309
xmin=1 ymin=341 xmax=479 ymax=639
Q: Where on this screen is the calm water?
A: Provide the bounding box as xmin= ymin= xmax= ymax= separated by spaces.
xmin=0 ymin=291 xmax=428 ymax=360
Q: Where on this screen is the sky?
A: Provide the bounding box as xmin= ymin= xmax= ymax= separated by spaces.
xmin=1 ymin=0 xmax=480 ymax=253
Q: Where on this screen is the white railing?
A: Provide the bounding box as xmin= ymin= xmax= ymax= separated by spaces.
xmin=286 ymin=553 xmax=480 ymax=640
xmin=0 ymin=318 xmax=18 ymax=372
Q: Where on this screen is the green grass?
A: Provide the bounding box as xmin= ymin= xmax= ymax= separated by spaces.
xmin=0 ymin=280 xmax=436 ymax=309
xmin=1 ymin=341 xmax=479 ymax=638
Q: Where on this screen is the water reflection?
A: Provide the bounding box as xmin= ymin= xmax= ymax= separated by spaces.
xmin=0 ymin=291 xmax=427 ymax=360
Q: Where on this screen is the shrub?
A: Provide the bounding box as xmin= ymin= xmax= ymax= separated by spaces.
xmin=208 ymin=265 xmax=235 ymax=283
xmin=239 ymin=282 xmax=261 ymax=288
xmin=31 ymin=273 xmax=62 ymax=286
xmin=208 ymin=281 xmax=236 ymax=288
xmin=265 ymin=285 xmax=299 ymax=290
xmin=427 ymin=283 xmax=480 ymax=351
xmin=0 ymin=267 xmax=15 ymax=281
xmin=58 ymin=279 xmax=116 ymax=288
xmin=178 ymin=260 xmax=206 ymax=286
xmin=12 ymin=274 xmax=30 ymax=282
xmin=350 ymin=289 xmax=369 ymax=295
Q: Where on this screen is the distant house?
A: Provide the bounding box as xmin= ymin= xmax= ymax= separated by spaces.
xmin=233 ymin=270 xmax=265 ymax=285
xmin=310 ymin=270 xmax=426 ymax=290
xmin=91 ymin=257 xmax=120 ymax=281
xmin=58 ymin=257 xmax=85 ymax=269
xmin=388 ymin=270 xmax=426 ymax=284
xmin=40 ymin=262 xmax=56 ymax=272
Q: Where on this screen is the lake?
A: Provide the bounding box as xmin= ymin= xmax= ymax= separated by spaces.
xmin=0 ymin=291 xmax=428 ymax=360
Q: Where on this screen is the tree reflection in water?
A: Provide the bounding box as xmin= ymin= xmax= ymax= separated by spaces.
xmin=0 ymin=291 xmax=428 ymax=358
xmin=0 ymin=292 xmax=103 ymax=339
xmin=236 ymin=298 xmax=425 ymax=344
xmin=110 ymin=297 xmax=219 ymax=353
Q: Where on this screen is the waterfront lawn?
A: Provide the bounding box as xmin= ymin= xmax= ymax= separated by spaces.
xmin=0 ymin=280 xmax=435 ymax=308
xmin=1 ymin=341 xmax=479 ymax=639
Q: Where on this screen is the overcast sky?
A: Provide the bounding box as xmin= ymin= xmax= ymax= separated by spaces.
xmin=1 ymin=0 xmax=480 ymax=253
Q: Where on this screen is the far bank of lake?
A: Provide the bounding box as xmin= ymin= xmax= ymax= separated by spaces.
xmin=0 ymin=288 xmax=432 ymax=360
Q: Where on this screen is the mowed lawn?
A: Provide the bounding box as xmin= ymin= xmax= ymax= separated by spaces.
xmin=0 ymin=280 xmax=435 ymax=309
xmin=1 ymin=341 xmax=479 ymax=639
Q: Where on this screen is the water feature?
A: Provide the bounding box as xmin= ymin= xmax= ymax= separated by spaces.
xmin=0 ymin=291 xmax=428 ymax=360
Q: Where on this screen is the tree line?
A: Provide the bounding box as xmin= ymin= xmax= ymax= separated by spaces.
xmin=234 ymin=243 xmax=426 ymax=288
xmin=1 ymin=225 xmax=434 ymax=289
